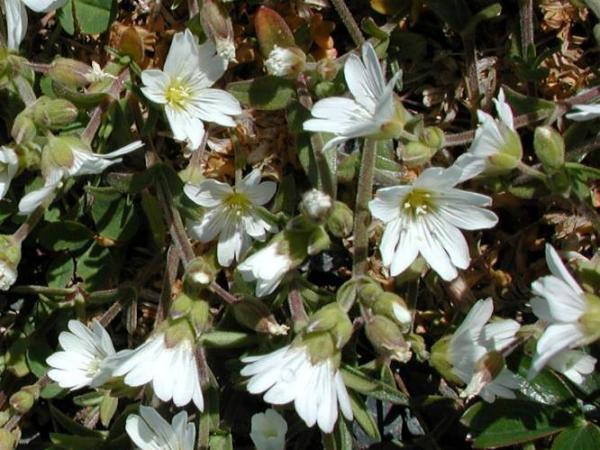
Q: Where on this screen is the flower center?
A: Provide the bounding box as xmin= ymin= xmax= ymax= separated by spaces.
xmin=165 ymin=78 xmax=192 ymax=110
xmin=223 ymin=192 xmax=251 ymax=216
xmin=402 ymin=189 xmax=435 ymax=218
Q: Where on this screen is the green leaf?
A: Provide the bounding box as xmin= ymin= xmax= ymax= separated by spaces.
xmin=323 ymin=418 xmax=353 ymax=450
xmin=583 ymin=0 xmax=600 ymax=19
xmin=551 ymin=423 xmax=600 ymax=450
xmin=57 ymin=0 xmax=75 ymax=34
xmin=67 ymin=0 xmax=116 ymax=35
xmin=51 ymin=81 xmax=109 ymax=108
xmin=349 ymin=391 xmax=381 ymax=442
xmin=201 ymin=331 xmax=257 ymax=348
xmin=341 ymin=365 xmax=409 ymax=405
xmin=227 ymin=76 xmax=295 ymax=110
xmin=254 ymin=6 xmax=295 ymax=57
xmin=461 ymin=399 xmax=574 ymax=448
xmin=49 ymin=433 xmax=104 ymax=450
xmin=89 ymin=188 xmax=139 ymax=242
xmin=461 ymin=3 xmax=502 ymax=37
xmin=39 ymin=221 xmax=94 ymax=252
xmin=105 ymin=167 xmax=158 ymax=194
xmin=46 ymin=255 xmax=75 ymax=288
xmin=77 ymin=242 xmax=114 ymax=290
xmin=502 ymin=85 xmax=557 ymax=118
xmin=26 ymin=338 xmax=53 ymax=378
xmin=50 ymin=404 xmax=105 ymax=438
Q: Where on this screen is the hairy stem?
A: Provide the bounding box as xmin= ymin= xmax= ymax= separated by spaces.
xmin=352 ymin=139 xmax=376 ymax=277
xmin=329 ymin=0 xmax=365 ymax=47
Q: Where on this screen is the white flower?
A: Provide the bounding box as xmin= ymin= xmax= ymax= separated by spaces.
xmin=368 ymin=163 xmax=498 ymax=281
xmin=238 ymin=241 xmax=293 ymax=297
xmin=250 ymin=409 xmax=287 ymax=450
xmin=0 ymin=146 xmax=18 ymax=200
xmin=184 ymin=169 xmax=277 ymax=267
xmin=241 ymin=344 xmax=353 ymax=433
xmin=18 ymin=139 xmax=143 ymax=215
xmin=529 ymin=244 xmax=600 ymax=378
xmin=46 ymin=320 xmax=116 ymax=390
xmin=303 ymin=42 xmax=402 ymax=150
xmin=265 ymin=46 xmax=306 ymax=78
xmin=565 ymin=104 xmax=600 ymax=122
xmin=109 ymin=333 xmax=204 ymax=410
xmin=1 ymin=0 xmax=67 ymax=50
xmin=448 ymin=299 xmax=521 ymax=402
xmin=141 ymin=29 xmax=241 ymax=150
xmin=461 ymin=89 xmax=522 ymax=171
xmin=547 ymin=350 xmax=596 ymax=385
xmin=126 ymin=406 xmax=195 ymax=450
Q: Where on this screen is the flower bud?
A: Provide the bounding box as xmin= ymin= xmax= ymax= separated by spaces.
xmin=406 ymin=333 xmax=429 ymax=362
xmin=401 ymin=141 xmax=437 ymax=167
xmin=365 ymin=315 xmax=412 ymax=362
xmin=0 ymin=410 xmax=8 ymax=427
xmin=188 ymin=300 xmax=211 ymax=337
xmin=372 ymin=292 xmax=412 ymax=332
xmin=326 ymin=201 xmax=353 ymax=238
xmin=232 ymin=298 xmax=288 ymax=335
xmin=9 ymin=389 xmax=35 ymax=414
xmin=265 ymin=46 xmax=307 ymax=78
xmin=200 ymin=0 xmax=236 ymax=62
xmin=169 ymin=293 xmax=193 ymax=319
xmin=336 ymin=279 xmax=358 ymax=311
xmin=11 ymin=114 xmax=37 ymax=144
xmin=31 ymin=97 xmax=78 ymax=130
xmin=0 ymin=429 xmax=16 ymax=450
xmin=307 ymin=226 xmax=331 ymax=256
xmin=534 ymin=126 xmax=564 ymax=172
xmin=356 ymin=278 xmax=383 ymax=306
xmin=306 ymin=303 xmax=353 ymax=349
xmin=41 ymin=135 xmax=79 ymax=177
xmin=183 ymin=257 xmax=216 ymax=297
xmin=420 ymin=126 xmax=445 ymax=150
xmin=0 ymin=235 xmax=21 ymax=291
xmin=300 ymin=189 xmax=333 ymax=223
xmin=48 ymin=57 xmax=92 ymax=88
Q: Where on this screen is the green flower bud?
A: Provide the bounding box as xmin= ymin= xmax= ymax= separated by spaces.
xmin=189 ymin=300 xmax=211 ymax=337
xmin=326 ymin=201 xmax=353 ymax=238
xmin=0 ymin=235 xmax=21 ymax=291
xmin=401 ymin=141 xmax=437 ymax=168
xmin=169 ymin=293 xmax=193 ymax=320
xmin=9 ymin=389 xmax=35 ymax=414
xmin=306 ymin=303 xmax=353 ymax=349
xmin=31 ymin=97 xmax=78 ymax=130
xmin=430 ymin=335 xmax=463 ymax=385
xmin=336 ymin=278 xmax=358 ymax=312
xmin=356 ymin=278 xmax=383 ymax=307
xmin=372 ymin=292 xmax=412 ymax=332
xmin=406 ymin=333 xmax=429 ymax=362
xmin=183 ymin=257 xmax=216 ymax=297
xmin=0 ymin=429 xmax=16 ymax=450
xmin=11 ymin=114 xmax=36 ymax=144
xmin=307 ymin=226 xmax=331 ymax=256
xmin=365 ymin=315 xmax=412 ymax=362
xmin=0 ymin=410 xmax=9 ymax=427
xmin=534 ymin=126 xmax=565 ymax=172
xmin=420 ymin=126 xmax=445 ymax=150
xmin=233 ymin=298 xmax=289 ymax=335
xmin=48 ymin=57 xmax=92 ymax=88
